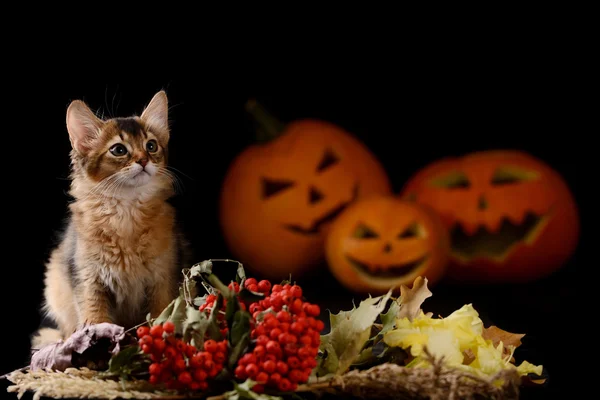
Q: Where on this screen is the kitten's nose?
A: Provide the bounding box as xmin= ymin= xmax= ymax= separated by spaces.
xmin=137 ymin=158 xmax=148 ymax=168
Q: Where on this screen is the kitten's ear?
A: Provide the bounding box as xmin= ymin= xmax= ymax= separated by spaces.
xmin=66 ymin=100 xmax=104 ymax=156
xmin=141 ymin=91 xmax=169 ymax=140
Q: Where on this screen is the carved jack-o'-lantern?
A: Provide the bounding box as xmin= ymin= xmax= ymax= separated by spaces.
xmin=219 ymin=101 xmax=392 ymax=280
xmin=400 ymin=150 xmax=580 ymax=283
xmin=325 ymin=196 xmax=450 ymax=295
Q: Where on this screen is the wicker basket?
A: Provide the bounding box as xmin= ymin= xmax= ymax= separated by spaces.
xmin=4 ymin=359 xmax=521 ymax=400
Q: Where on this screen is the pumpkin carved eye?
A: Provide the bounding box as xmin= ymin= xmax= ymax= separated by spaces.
xmin=352 ymin=223 xmax=379 ymax=239
xmin=317 ymin=148 xmax=340 ymax=172
xmin=491 ymin=166 xmax=538 ymax=186
xmin=398 ymin=222 xmax=421 ymax=239
xmin=262 ymin=178 xmax=295 ymax=199
xmin=430 ymin=171 xmax=470 ymax=189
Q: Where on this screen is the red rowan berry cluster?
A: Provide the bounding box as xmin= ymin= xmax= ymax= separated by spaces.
xmin=136 ymin=321 xmax=228 ymax=391
xmin=234 ymin=278 xmax=324 ymax=393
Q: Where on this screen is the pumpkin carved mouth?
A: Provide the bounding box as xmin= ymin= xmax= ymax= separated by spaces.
xmin=450 ymin=211 xmax=546 ymax=261
xmin=346 ymin=254 xmax=429 ymax=278
xmin=285 ymin=184 xmax=359 ymax=235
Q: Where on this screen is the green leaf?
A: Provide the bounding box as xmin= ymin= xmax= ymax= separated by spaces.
xmin=106 ymin=345 xmax=141 ymax=374
xmin=225 ymin=292 xmax=240 ymax=329
xmin=238 ymin=287 xmax=265 ymax=304
xmin=228 ymin=332 xmax=251 ymax=370
xmin=316 ymin=343 xmax=339 ymax=376
xmin=190 ymin=260 xmax=214 ymax=277
xmin=183 ymin=306 xmax=209 ymax=347
xmin=319 ymin=289 xmax=393 ymax=375
xmin=378 ymin=300 xmax=401 ymax=337
xmin=170 ymin=295 xmax=187 ymax=335
xmin=230 ymin=310 xmax=251 ymax=347
xmin=223 ymin=379 xmax=284 ymax=400
xmin=153 ymin=298 xmax=175 ymax=326
xmin=236 ymin=262 xmax=246 ymax=284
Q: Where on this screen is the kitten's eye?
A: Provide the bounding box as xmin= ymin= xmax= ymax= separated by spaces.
xmin=109 ymin=144 xmax=128 ymax=156
xmin=146 ymin=140 xmax=158 ymax=153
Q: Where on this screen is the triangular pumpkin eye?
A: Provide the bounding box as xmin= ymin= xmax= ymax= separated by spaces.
xmin=352 ymin=223 xmax=379 ymax=239
xmin=317 ymin=148 xmax=339 ymax=172
xmin=491 ymin=166 xmax=538 ymax=185
xmin=398 ymin=223 xmax=420 ymax=239
xmin=261 ymin=178 xmax=295 ymax=199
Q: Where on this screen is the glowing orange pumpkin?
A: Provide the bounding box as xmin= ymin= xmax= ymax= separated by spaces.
xmin=400 ymin=150 xmax=580 ymax=283
xmin=325 ymin=196 xmax=450 ymax=294
xmin=219 ymin=101 xmax=392 ymax=280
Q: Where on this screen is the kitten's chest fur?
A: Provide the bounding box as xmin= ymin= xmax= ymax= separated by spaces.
xmin=72 ymin=195 xmax=177 ymax=324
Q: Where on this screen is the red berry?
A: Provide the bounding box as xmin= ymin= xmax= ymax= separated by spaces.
xmin=204 ymin=360 xmax=215 ymax=371
xmin=288 ymin=357 xmax=301 ymax=369
xmin=194 ymin=369 xmax=207 ymax=382
xmin=256 ymin=334 xmax=270 ymax=347
xmin=204 ymin=339 xmax=218 ymax=353
xmin=174 ymin=358 xmax=186 ymax=372
xmin=290 ymin=285 xmax=303 ymax=298
xmin=245 ymin=363 xmax=259 ymax=378
xmin=288 ymin=369 xmax=303 ymax=383
xmin=266 ymin=340 xmax=281 ymax=354
xmin=164 ymin=346 xmax=177 ymax=359
xmin=269 ymin=372 xmax=282 ymax=385
xmin=148 ymin=363 xmax=161 ymax=375
xmin=276 ymin=361 xmax=289 ymax=375
xmin=278 ymin=378 xmax=292 ymax=391
xmin=141 ymin=344 xmax=152 ymax=354
xmin=252 ymin=384 xmax=265 ymax=393
xmin=140 ymin=335 xmax=153 ymax=345
xmin=255 ymin=371 xmax=269 ymax=384
xmin=150 ymin=325 xmax=164 ymax=338
xmin=149 ymin=374 xmax=159 ymax=384
xmin=234 ymin=365 xmax=247 ymax=379
xmin=136 ymin=326 xmax=150 ymax=338
xmin=214 ymin=351 xmax=226 ymax=364
xmin=178 ymin=371 xmax=192 ymax=385
xmin=162 ymin=321 xmax=175 ymax=334
xmin=262 ymin=359 xmax=276 ymax=373
xmin=199 ymin=381 xmax=209 ymax=391
xmin=248 ymin=283 xmax=259 ymax=292
xmin=153 ymin=338 xmax=166 ymax=354
xmin=190 ymin=381 xmax=201 ymax=391
xmin=253 ymin=345 xmax=266 ymax=358
xmin=257 ymin=280 xmax=271 ymax=293
xmin=276 ymin=310 xmax=291 ymax=323
xmin=244 ymin=278 xmax=257 ymax=287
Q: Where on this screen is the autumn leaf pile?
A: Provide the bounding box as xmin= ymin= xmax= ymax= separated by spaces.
xmin=314 ymin=276 xmax=544 ymax=389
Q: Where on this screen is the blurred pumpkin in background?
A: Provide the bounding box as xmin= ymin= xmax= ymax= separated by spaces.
xmin=325 ymin=196 xmax=450 ymax=295
xmin=219 ymin=100 xmax=392 ymax=280
xmin=400 ymin=150 xmax=580 ymax=283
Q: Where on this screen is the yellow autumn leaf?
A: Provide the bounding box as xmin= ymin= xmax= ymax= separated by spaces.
xmin=383 ymin=299 xmax=544 ymax=380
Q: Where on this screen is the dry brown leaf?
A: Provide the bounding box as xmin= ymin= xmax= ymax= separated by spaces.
xmin=483 ymin=326 xmax=525 ymax=348
xmin=483 ymin=325 xmax=525 ymax=360
xmin=462 ymin=349 xmax=475 ymax=365
xmin=397 ymin=276 xmax=432 ymax=321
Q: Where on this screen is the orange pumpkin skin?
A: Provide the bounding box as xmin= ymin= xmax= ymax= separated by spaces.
xmin=400 ymin=150 xmax=580 ymax=283
xmin=219 ymin=119 xmax=392 ymax=280
xmin=325 ymin=196 xmax=450 ymax=295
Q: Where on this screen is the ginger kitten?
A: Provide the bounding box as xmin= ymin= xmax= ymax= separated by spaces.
xmin=32 ymin=91 xmax=190 ymax=348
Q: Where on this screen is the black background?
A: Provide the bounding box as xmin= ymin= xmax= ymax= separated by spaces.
xmin=0 ymin=64 xmax=584 ymax=400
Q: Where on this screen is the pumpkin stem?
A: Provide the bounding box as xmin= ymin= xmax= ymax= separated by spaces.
xmin=245 ymin=99 xmax=286 ymax=143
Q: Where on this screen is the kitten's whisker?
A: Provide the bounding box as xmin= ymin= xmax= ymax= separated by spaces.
xmin=166 ymin=166 xmax=194 ymax=181
xmin=157 ymin=168 xmax=184 ymax=195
